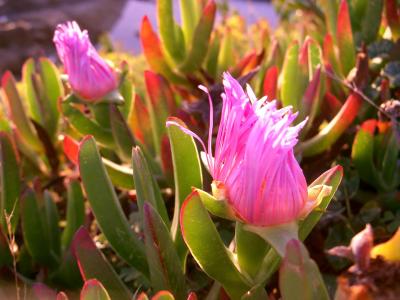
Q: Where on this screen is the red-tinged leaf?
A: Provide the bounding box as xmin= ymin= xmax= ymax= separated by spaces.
xmin=129 ymin=94 xmax=153 ymax=151
xmin=336 ymin=0 xmax=356 ymax=75
xmin=152 ymin=290 xmax=175 ymax=300
xmin=63 ymin=135 xmax=79 ymax=165
xmin=299 ymin=37 xmax=312 ymax=69
xmin=323 ymin=92 xmax=342 ymax=118
xmin=57 ymin=292 xmax=69 ymax=300
xmin=301 ymin=66 xmax=324 ymax=130
xmin=179 ymin=0 xmax=216 ymax=73
xmin=140 ymin=17 xmax=187 ymax=85
xmin=80 ymin=279 xmax=111 ymax=300
xmin=298 ymin=93 xmax=362 ymax=157
xmin=71 ymin=228 xmax=132 ymax=300
xmin=230 ymin=51 xmax=256 ymax=77
xmin=137 ymin=293 xmax=149 ymax=300
xmin=386 ymin=0 xmax=400 ymax=39
xmin=161 ymin=134 xmax=173 ymax=178
xmin=32 ymin=283 xmax=57 ymax=300
xmin=323 ymin=34 xmax=341 ymax=77
xmin=144 ymin=71 xmax=176 ymax=154
xmin=241 ymin=50 xmax=264 ymax=76
xmin=1 ymin=71 xmax=42 ymax=151
xmin=187 ymin=292 xmax=197 ymax=300
xmin=263 ymin=66 xmax=278 ymax=101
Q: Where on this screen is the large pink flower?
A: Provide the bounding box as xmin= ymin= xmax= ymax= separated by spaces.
xmin=169 ymin=72 xmax=309 ymax=227
xmin=53 ymin=21 xmax=117 ymax=101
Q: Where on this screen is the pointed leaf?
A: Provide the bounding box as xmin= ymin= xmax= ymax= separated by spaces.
xmin=1 ymin=72 xmax=41 ymax=151
xmin=167 ymin=117 xmax=203 ymax=259
xmin=79 ymin=136 xmax=148 ymax=276
xmin=386 ymin=0 xmax=400 ymax=39
xmin=132 ymin=146 xmax=169 ymax=227
xmin=72 ymin=228 xmax=132 ymax=300
xmin=62 ymin=179 xmax=85 ymax=249
xmin=140 ymin=17 xmax=187 ymax=85
xmin=22 ymin=58 xmax=44 ymax=125
xmin=179 ymin=0 xmax=201 ymax=47
xmin=80 ymin=279 xmax=111 ymax=300
xmin=152 ymin=291 xmax=175 ymax=300
xmin=44 ymin=191 xmax=61 ymax=261
xmin=336 ymin=0 xmax=356 ymax=75
xmin=143 ymin=203 xmax=186 ymax=298
xmin=280 ymin=42 xmax=301 ymax=111
xmin=263 ymin=66 xmax=278 ymax=101
xmin=180 ymin=191 xmax=251 ymax=299
xmin=179 ymin=1 xmax=216 ymax=73
xmin=110 ymin=104 xmax=136 ymax=162
xmin=20 ymin=189 xmax=56 ymax=267
xmin=298 ymin=93 xmax=362 ymax=157
xmin=361 ymin=0 xmax=383 ymax=44
xmin=157 ymin=0 xmax=186 ymax=64
xmin=0 ymin=133 xmax=20 ymax=231
xmin=279 ymin=240 xmax=329 ymax=300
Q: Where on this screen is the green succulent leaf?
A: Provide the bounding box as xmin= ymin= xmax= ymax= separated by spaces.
xmin=279 ymin=240 xmax=329 ymax=300
xmin=181 ymin=190 xmax=251 ymax=300
xmin=79 ymin=136 xmax=148 ymax=276
xmin=0 ymin=133 xmax=20 ymax=232
xmin=72 ymin=228 xmax=132 ymax=300
xmin=143 ymin=203 xmax=187 ymax=299
xmin=167 ymin=117 xmax=203 ymax=261
xmin=80 ymin=279 xmax=112 ymax=300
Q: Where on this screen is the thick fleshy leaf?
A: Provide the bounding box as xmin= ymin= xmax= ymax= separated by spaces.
xmin=62 ymin=179 xmax=85 ymax=249
xmin=180 ymin=191 xmax=251 ymax=299
xmin=38 ymin=57 xmax=63 ymax=137
xmin=280 ymin=42 xmax=301 ymax=111
xmin=132 ymin=146 xmax=169 ymax=226
xmin=143 ymin=203 xmax=186 ymax=298
xmin=1 ymin=72 xmax=42 ymax=151
xmin=323 ymin=34 xmax=342 ymax=78
xmin=0 ymin=133 xmax=20 ymax=231
xmin=56 ymin=292 xmax=69 ymax=300
xmin=44 ymin=191 xmax=61 ymax=261
xmin=157 ymin=0 xmax=186 ymax=64
xmin=80 ymin=279 xmax=111 ymax=300
xmin=62 ymin=101 xmax=114 ymax=147
xmin=71 ymin=228 xmax=132 ymax=300
xmin=63 ymin=135 xmax=79 ymax=165
xmin=298 ymin=93 xmax=362 ymax=157
xmin=110 ymin=104 xmax=136 ymax=162
xmin=22 ymin=58 xmax=45 ymax=125
xmin=129 ymin=94 xmax=153 ymax=152
xmin=336 ymin=0 xmax=356 ymax=75
xmin=167 ymin=117 xmax=203 ymax=260
xmin=263 ymin=66 xmax=278 ymax=101
xmin=235 ymin=222 xmax=269 ymax=279
xmin=204 ymin=34 xmax=220 ymax=79
xmin=144 ymin=71 xmax=176 ymax=155
xmin=361 ymin=1 xmax=383 ymax=44
xmin=386 ymin=0 xmax=400 ymax=39
xmin=179 ymin=1 xmax=216 ymax=73
xmin=218 ymin=28 xmax=235 ymax=76
xmin=78 ymin=136 xmax=148 ymax=276
xmin=351 ymin=120 xmax=382 ymax=188
xmin=279 ymin=240 xmax=329 ymax=300
xmin=140 ymin=17 xmax=187 ymax=85
xmin=179 ymin=0 xmax=201 ymax=47
xmin=102 ymin=158 xmax=135 ymax=189
xmin=20 ymin=189 xmax=56 ymax=268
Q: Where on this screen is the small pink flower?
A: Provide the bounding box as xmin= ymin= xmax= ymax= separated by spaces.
xmin=53 ymin=21 xmax=117 ymax=101
xmin=168 ymin=72 xmax=309 ymax=227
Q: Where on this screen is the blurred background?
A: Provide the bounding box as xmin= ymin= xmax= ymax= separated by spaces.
xmin=0 ymin=0 xmax=277 ymax=74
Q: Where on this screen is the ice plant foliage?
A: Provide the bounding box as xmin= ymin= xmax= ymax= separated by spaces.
xmin=169 ymin=73 xmax=310 ymax=227
xmin=53 ymin=21 xmax=118 ymax=101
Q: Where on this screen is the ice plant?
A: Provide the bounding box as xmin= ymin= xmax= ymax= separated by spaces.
xmin=169 ymin=73 xmax=322 ymax=255
xmin=53 ymin=21 xmax=118 ymax=101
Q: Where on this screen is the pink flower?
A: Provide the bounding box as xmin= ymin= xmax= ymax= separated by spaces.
xmin=168 ymin=72 xmax=309 ymax=227
xmin=53 ymin=21 xmax=117 ymax=101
